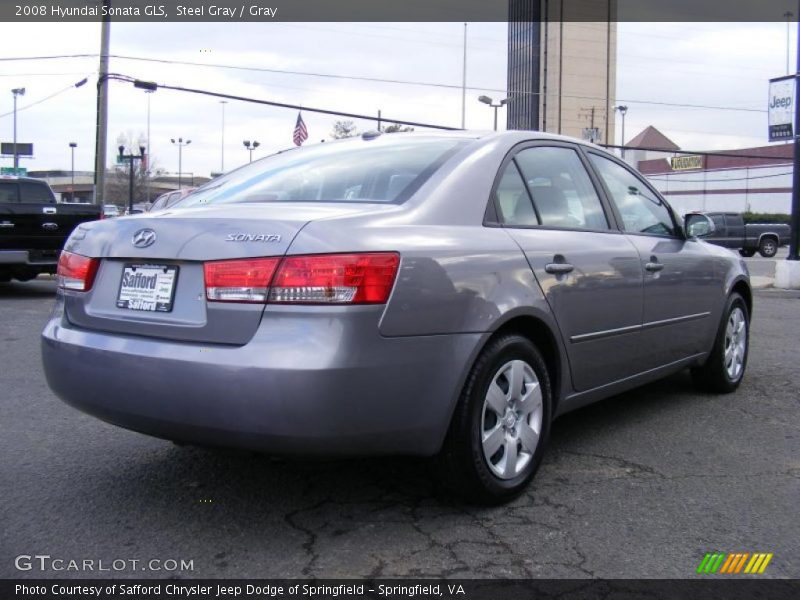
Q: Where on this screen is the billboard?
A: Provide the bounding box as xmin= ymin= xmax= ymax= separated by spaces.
xmin=768 ymin=76 xmax=795 ymax=142
xmin=1 ymin=142 xmax=33 ymax=156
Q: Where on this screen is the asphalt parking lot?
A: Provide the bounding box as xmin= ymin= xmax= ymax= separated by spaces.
xmin=2 ymin=278 xmax=798 ymax=579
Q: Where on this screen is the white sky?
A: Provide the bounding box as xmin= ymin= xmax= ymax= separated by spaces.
xmin=0 ymin=21 xmax=793 ymax=176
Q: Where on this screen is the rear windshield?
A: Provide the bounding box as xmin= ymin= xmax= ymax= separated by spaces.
xmin=180 ymin=137 xmax=466 ymax=207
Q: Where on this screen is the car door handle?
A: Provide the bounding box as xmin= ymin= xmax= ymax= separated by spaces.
xmin=645 ymin=261 xmax=664 ymax=272
xmin=545 ymin=263 xmax=574 ymax=275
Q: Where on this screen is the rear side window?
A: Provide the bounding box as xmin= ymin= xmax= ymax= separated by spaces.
xmin=494 ymin=162 xmax=538 ymax=226
xmin=514 ymin=147 xmax=610 ymax=230
xmin=726 ymin=214 xmax=744 ymax=228
xmin=19 ymin=182 xmax=55 ymax=204
xmin=0 ymin=182 xmax=18 ymax=203
xmin=181 ymin=137 xmax=467 ymax=207
xmin=589 ymin=153 xmax=676 ymax=237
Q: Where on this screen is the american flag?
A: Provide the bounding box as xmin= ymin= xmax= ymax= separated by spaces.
xmin=293 ymin=112 xmax=308 ymax=146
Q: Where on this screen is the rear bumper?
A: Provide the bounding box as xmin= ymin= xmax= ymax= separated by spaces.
xmin=0 ymin=249 xmax=59 ymax=267
xmin=41 ymin=297 xmax=485 ymax=456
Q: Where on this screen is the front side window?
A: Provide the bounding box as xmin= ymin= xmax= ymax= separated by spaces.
xmin=514 ymin=147 xmax=610 ymax=230
xmin=589 ymin=154 xmax=677 ymax=236
xmin=181 ymin=137 xmax=467 ymax=207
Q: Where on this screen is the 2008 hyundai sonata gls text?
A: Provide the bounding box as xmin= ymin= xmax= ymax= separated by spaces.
xmin=42 ymin=131 xmax=751 ymax=503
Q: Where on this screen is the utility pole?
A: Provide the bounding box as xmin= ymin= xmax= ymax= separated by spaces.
xmin=461 ymin=22 xmax=467 ymax=129
xmin=789 ymin=2 xmax=800 ymax=262
xmin=786 ymin=12 xmax=795 ymax=75
xmin=93 ymin=2 xmax=111 ymax=206
xmin=144 ymin=89 xmax=154 ymax=202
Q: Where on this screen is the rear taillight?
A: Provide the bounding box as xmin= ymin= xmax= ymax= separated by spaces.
xmin=204 ymin=257 xmax=281 ymax=303
xmin=202 ymin=253 xmax=400 ymax=305
xmin=57 ymin=251 xmax=99 ymax=291
xmin=270 ymin=252 xmax=400 ymax=304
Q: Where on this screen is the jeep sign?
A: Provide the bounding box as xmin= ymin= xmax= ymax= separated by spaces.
xmin=768 ymin=75 xmax=795 ymax=142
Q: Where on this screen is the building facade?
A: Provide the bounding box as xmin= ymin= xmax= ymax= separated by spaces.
xmin=507 ymin=0 xmax=617 ymax=143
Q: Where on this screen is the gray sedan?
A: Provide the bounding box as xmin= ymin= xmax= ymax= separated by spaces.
xmin=42 ymin=132 xmax=750 ymax=503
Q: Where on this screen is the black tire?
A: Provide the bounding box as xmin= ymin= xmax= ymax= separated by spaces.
xmin=758 ymin=237 xmax=778 ymax=258
xmin=435 ymin=334 xmax=552 ymax=505
xmin=738 ymin=249 xmax=755 ymax=258
xmin=691 ymin=293 xmax=749 ymax=393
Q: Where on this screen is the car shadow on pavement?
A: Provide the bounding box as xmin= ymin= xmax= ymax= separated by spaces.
xmin=61 ymin=371 xmax=699 ymax=516
xmin=0 ymin=279 xmax=57 ymax=299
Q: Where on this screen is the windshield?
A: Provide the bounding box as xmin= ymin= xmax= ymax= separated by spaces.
xmin=180 ymin=137 xmax=467 ymax=207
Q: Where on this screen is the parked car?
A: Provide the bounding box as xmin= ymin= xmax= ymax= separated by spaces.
xmin=103 ymin=204 xmax=120 ymax=218
xmin=691 ymin=211 xmax=790 ymax=258
xmin=42 ymin=132 xmax=751 ymax=503
xmin=0 ymin=176 xmax=101 ymax=282
xmin=148 ymin=188 xmax=196 ymax=212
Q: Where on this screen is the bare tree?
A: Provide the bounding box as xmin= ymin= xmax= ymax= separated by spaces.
xmin=383 ymin=123 xmax=414 ymax=133
xmin=330 ymin=120 xmax=359 ymax=139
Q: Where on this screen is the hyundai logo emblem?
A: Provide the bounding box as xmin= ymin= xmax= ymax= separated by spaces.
xmin=132 ymin=228 xmax=157 ymax=248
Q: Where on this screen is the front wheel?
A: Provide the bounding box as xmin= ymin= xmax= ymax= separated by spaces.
xmin=691 ymin=293 xmax=749 ymax=393
xmin=758 ymin=237 xmax=778 ymax=258
xmin=435 ymin=334 xmax=552 ymax=504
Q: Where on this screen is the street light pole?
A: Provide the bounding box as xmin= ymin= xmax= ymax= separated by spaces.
xmin=220 ymin=100 xmax=228 ymax=172
xmin=615 ymin=105 xmax=628 ymax=159
xmin=69 ymin=142 xmax=77 ymax=201
xmin=170 ymin=137 xmax=191 ymax=188
xmin=477 ymin=96 xmax=508 ymax=131
xmin=243 ymin=140 xmax=260 ymax=163
xmin=118 ymin=144 xmax=146 ymax=214
xmin=11 ymin=88 xmax=25 ymax=171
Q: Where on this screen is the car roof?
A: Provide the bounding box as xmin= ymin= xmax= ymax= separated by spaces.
xmin=0 ymin=175 xmax=51 ymax=185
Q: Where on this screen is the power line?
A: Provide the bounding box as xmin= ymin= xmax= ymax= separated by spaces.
xmin=647 ymin=171 xmax=793 ymax=183
xmin=1 ymin=52 xmax=768 ymax=114
xmin=110 ymin=75 xmax=459 ymax=131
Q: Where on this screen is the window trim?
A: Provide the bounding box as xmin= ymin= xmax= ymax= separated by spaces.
xmin=484 ymin=140 xmax=621 ymax=234
xmin=582 ymin=148 xmax=685 ymax=240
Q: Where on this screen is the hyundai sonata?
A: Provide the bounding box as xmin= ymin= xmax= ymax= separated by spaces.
xmin=42 ymin=132 xmax=750 ymax=503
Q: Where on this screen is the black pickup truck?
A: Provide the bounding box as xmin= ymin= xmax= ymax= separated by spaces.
xmin=0 ymin=176 xmax=101 ymax=282
xmin=693 ymin=211 xmax=791 ymax=258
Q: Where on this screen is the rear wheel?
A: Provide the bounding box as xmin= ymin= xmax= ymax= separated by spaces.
xmin=691 ymin=293 xmax=749 ymax=393
xmin=758 ymin=237 xmax=778 ymax=258
xmin=738 ymin=248 xmax=755 ymax=258
xmin=435 ymin=334 xmax=552 ymax=504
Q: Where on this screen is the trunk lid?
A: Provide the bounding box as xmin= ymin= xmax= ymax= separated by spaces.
xmin=63 ymin=202 xmax=381 ymax=345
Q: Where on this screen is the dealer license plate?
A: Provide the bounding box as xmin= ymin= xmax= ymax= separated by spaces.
xmin=116 ymin=264 xmax=178 ymax=312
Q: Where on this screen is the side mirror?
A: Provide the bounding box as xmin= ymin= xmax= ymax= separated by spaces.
xmin=684 ymin=213 xmax=715 ymax=238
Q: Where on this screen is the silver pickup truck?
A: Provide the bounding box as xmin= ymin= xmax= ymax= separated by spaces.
xmin=693 ymin=211 xmax=791 ymax=258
